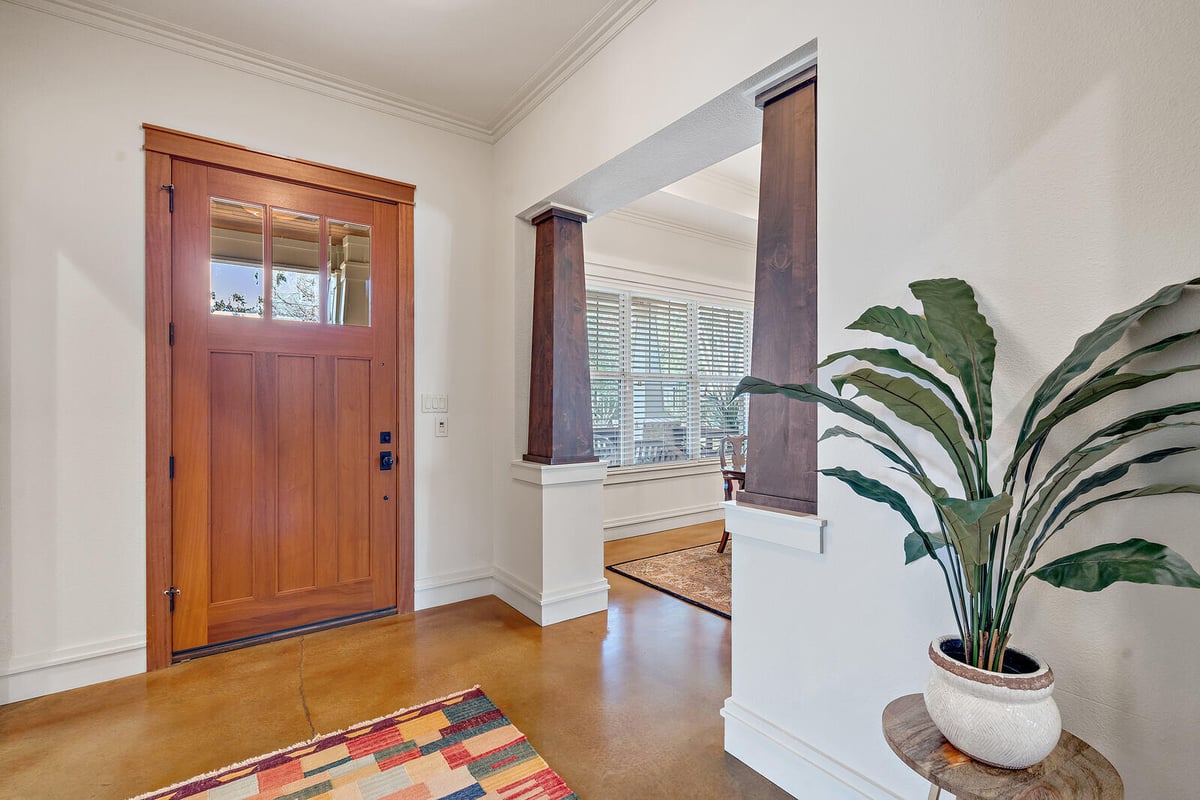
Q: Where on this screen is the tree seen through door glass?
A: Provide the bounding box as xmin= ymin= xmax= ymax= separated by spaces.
xmin=271 ymin=208 xmax=320 ymax=323
xmin=329 ymin=220 xmax=371 ymax=326
xmin=210 ymin=198 xmax=265 ymax=317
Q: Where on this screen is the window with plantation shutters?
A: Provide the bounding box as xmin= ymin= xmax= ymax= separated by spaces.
xmin=586 ymin=286 xmax=752 ymax=467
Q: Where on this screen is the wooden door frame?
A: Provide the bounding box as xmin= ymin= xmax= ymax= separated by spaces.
xmin=143 ymin=125 xmax=416 ymax=670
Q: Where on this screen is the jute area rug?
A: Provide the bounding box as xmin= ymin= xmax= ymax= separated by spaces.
xmin=607 ymin=542 xmax=731 ymax=618
xmin=131 ymin=687 xmax=577 ymax=800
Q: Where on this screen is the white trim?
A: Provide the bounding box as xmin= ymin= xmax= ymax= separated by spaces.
xmin=604 ymin=503 xmax=724 ymax=541
xmin=722 ymin=698 xmax=904 ymax=800
xmin=605 ymin=207 xmax=757 ymax=251
xmin=509 ymin=459 xmax=609 ymax=486
xmin=586 ymin=260 xmax=753 ymax=307
xmin=675 ymin=168 xmax=760 ymax=205
xmin=723 ymin=500 xmax=826 ymax=554
xmin=1 ymin=632 xmax=145 ymax=677
xmin=492 ymin=568 xmax=609 ymax=626
xmin=489 ymin=0 xmax=657 ymax=140
xmin=521 ymin=202 xmax=594 ymax=223
xmin=8 ymin=0 xmax=657 ymax=144
xmin=0 ymin=636 xmax=146 ymax=704
xmin=413 ymin=566 xmax=495 ymax=611
xmin=742 ymin=50 xmax=820 ymax=106
xmin=604 ymin=458 xmax=720 ymax=484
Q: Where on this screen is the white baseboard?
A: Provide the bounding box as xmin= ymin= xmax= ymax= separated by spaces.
xmin=722 ymin=698 xmax=904 ymax=800
xmin=0 ymin=634 xmax=146 ymax=704
xmin=493 ymin=567 xmax=609 ymax=625
xmin=414 ymin=565 xmax=495 ymax=610
xmin=603 ymin=503 xmax=724 ymax=540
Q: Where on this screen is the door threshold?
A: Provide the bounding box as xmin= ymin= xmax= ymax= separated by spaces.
xmin=172 ymin=607 xmax=398 ymax=663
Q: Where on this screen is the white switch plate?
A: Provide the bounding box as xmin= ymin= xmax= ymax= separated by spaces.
xmin=421 ymin=394 xmax=449 ymax=413
xmin=434 ymin=415 xmax=448 ymax=437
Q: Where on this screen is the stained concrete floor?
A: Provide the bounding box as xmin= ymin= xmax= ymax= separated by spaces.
xmin=0 ymin=522 xmax=792 ymax=799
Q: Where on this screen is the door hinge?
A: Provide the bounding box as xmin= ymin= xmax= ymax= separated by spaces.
xmin=164 ymin=586 xmax=181 ymax=613
xmin=161 ymin=183 xmax=174 ymax=213
xmin=169 ymin=456 xmax=175 ymax=479
xmin=169 ymin=322 xmax=175 ymax=347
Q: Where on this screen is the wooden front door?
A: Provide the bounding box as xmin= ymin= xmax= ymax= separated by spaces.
xmin=169 ymin=162 xmax=400 ymax=654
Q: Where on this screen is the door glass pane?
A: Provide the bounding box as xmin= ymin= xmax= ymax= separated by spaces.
xmin=210 ymin=199 xmax=264 ymax=317
xmin=329 ymin=220 xmax=371 ymax=326
xmin=271 ymin=209 xmax=320 ymax=323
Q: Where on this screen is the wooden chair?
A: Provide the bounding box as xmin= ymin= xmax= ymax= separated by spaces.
xmin=718 ymin=435 xmax=747 ymax=553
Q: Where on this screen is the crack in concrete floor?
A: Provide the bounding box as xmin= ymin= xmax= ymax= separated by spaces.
xmin=298 ymin=637 xmax=316 ymax=737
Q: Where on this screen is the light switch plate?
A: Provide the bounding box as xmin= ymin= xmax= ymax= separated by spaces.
xmin=421 ymin=394 xmax=449 ymax=413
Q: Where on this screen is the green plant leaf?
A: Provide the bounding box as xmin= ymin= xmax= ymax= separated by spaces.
xmin=1009 ymin=367 xmax=1200 ymax=480
xmin=1015 ymin=278 xmax=1200 ymax=462
xmin=1039 ymin=446 xmax=1199 ymax=536
xmin=910 ymin=278 xmax=997 ymax=440
xmin=819 ymin=426 xmax=913 ymax=470
xmin=1031 ymin=538 xmax=1200 ymax=591
xmin=1010 ymin=442 xmax=1198 ymax=570
xmin=735 ymin=377 xmax=923 ymax=469
xmin=819 ymin=347 xmax=975 ymax=441
xmin=846 ymin=306 xmax=955 ymax=376
xmin=904 ymin=530 xmax=948 ymax=564
xmin=833 ymin=369 xmax=977 ymax=496
xmin=817 ymin=467 xmax=920 ymax=531
xmin=1008 ymin=442 xmax=1122 ymax=570
xmin=935 ymin=494 xmax=1013 ymax=568
xmin=1050 ymin=484 xmax=1200 ymax=535
xmin=1087 ymin=327 xmax=1200 ymax=383
xmin=1087 ymin=402 xmax=1200 ymax=442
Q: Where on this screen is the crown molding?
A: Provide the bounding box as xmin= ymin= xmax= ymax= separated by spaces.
xmin=10 ymin=0 xmax=494 ymax=141
xmin=488 ymin=0 xmax=657 ymax=140
xmin=606 ymin=208 xmax=757 ymax=251
xmin=689 ymin=169 xmax=760 ymax=202
xmin=9 ymin=0 xmax=657 ymax=144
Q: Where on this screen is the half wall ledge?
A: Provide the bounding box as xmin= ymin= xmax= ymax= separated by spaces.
xmin=722 ymin=500 xmax=826 ymax=554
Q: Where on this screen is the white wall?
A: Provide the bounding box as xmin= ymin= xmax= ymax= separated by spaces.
xmin=0 ymin=4 xmax=496 ymax=701
xmin=492 ymin=1 xmax=1200 ymax=796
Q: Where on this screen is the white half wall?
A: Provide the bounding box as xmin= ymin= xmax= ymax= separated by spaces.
xmin=492 ymin=1 xmax=1200 ymax=796
xmin=0 ymin=4 xmax=496 ymax=702
xmin=602 ymin=462 xmax=725 ymax=540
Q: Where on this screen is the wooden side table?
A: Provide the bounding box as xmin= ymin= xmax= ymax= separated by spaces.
xmin=882 ymin=694 xmax=1123 ymax=800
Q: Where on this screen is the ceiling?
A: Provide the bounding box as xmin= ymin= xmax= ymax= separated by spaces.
xmin=51 ymin=0 xmax=654 ymax=140
xmin=612 ymin=144 xmax=761 ymax=247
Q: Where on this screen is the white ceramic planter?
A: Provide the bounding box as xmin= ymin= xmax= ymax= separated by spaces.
xmin=924 ymin=635 xmax=1062 ymax=769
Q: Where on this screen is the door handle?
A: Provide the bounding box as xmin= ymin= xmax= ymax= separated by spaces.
xmin=379 ymin=451 xmax=394 ymax=471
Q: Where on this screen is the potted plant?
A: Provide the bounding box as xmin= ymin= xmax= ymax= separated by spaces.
xmin=736 ymin=277 xmax=1200 ymax=769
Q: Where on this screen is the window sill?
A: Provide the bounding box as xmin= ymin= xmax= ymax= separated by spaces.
xmin=603 ymin=459 xmax=722 ymax=485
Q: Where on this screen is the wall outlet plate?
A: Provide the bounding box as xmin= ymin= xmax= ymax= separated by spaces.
xmin=434 ymin=415 xmax=448 ymax=437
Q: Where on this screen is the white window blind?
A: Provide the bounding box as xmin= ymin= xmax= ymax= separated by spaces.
xmin=587 ymin=287 xmax=752 ymax=467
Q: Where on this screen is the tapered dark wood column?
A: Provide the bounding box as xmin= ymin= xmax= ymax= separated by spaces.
xmin=524 ymin=207 xmax=598 ymax=465
xmin=739 ymin=72 xmax=818 ymax=514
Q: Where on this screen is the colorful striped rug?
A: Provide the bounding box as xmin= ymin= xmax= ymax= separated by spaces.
xmin=130 ymin=687 xmax=577 ymax=800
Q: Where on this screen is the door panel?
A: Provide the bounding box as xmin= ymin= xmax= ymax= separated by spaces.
xmin=171 ymin=164 xmax=399 ymax=653
xmin=209 ymin=351 xmax=255 ymax=604
xmin=335 ymin=356 xmax=372 ymax=583
xmin=276 ymin=354 xmax=317 ymax=593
